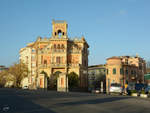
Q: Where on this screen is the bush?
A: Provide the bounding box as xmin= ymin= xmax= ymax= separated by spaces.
xmin=141 ymin=90 xmax=146 ymax=94
xmin=131 ymin=90 xmax=137 ymax=93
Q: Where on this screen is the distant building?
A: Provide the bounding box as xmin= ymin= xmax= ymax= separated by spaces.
xmin=106 ymin=55 xmax=146 ymax=92
xmin=145 ymin=62 xmax=150 ymax=85
xmin=88 ymin=65 xmax=106 ymax=91
xmin=20 ymin=20 xmax=89 ymax=89
xmin=0 ymin=65 xmax=8 ymax=72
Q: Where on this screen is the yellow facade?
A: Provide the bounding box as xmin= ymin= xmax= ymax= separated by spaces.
xmin=20 ymin=20 xmax=89 ymax=89
xmin=106 ymin=56 xmax=146 ymax=92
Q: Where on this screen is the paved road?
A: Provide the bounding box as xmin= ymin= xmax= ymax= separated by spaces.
xmin=0 ymin=88 xmax=150 ymax=113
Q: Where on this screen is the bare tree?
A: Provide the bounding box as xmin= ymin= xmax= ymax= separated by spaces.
xmin=0 ymin=71 xmax=7 ymax=87
xmin=8 ymin=62 xmax=29 ymax=87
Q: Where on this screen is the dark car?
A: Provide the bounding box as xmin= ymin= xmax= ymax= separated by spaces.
xmin=127 ymin=83 xmax=146 ymax=95
xmin=127 ymin=83 xmax=135 ymax=95
xmin=145 ymin=86 xmax=150 ymax=94
xmin=135 ymin=83 xmax=146 ymax=94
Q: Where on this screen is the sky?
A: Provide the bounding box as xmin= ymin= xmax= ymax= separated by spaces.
xmin=0 ymin=0 xmax=150 ymax=67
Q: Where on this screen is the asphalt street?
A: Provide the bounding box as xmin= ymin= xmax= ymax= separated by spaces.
xmin=0 ymin=88 xmax=150 ymax=113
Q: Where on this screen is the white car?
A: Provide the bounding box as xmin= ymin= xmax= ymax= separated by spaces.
xmin=109 ymin=83 xmax=123 ymax=95
xmin=22 ymin=86 xmax=28 ymax=89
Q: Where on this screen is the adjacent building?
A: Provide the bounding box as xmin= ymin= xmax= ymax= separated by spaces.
xmin=88 ymin=65 xmax=106 ymax=91
xmin=0 ymin=65 xmax=8 ymax=72
xmin=20 ymin=20 xmax=89 ymax=89
xmin=106 ymin=55 xmax=146 ymax=92
xmin=19 ymin=46 xmax=32 ymax=88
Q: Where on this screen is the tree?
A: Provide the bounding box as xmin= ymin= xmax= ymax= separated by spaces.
xmin=67 ymin=72 xmax=79 ymax=88
xmin=8 ymin=62 xmax=29 ymax=87
xmin=49 ymin=71 xmax=61 ymax=89
xmin=0 ymin=71 xmax=7 ymax=87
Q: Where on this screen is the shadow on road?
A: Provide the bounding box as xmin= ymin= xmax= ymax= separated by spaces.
xmin=0 ymin=88 xmax=56 ymax=113
xmin=56 ymin=96 xmax=131 ymax=106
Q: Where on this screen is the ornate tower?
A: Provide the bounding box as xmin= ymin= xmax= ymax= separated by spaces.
xmin=52 ymin=20 xmax=68 ymax=38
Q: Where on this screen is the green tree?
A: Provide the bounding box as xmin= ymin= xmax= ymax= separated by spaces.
xmin=67 ymin=72 xmax=79 ymax=88
xmin=49 ymin=71 xmax=61 ymax=88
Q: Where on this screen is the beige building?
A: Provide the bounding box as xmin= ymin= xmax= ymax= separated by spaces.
xmin=106 ymin=55 xmax=146 ymax=92
xmin=20 ymin=20 xmax=89 ymax=89
xmin=88 ymin=65 xmax=106 ymax=91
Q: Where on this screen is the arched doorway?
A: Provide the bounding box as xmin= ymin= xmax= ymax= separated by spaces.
xmin=39 ymin=71 xmax=48 ymax=89
xmin=49 ymin=71 xmax=62 ymax=90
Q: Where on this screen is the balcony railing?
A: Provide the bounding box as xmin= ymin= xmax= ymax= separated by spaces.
xmin=39 ymin=63 xmax=81 ymax=68
xmin=50 ymin=63 xmax=67 ymax=67
xmin=68 ymin=63 xmax=80 ymax=67
xmin=51 ymin=49 xmax=65 ymax=53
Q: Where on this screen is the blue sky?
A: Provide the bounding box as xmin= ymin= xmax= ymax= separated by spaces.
xmin=0 ymin=0 xmax=150 ymax=66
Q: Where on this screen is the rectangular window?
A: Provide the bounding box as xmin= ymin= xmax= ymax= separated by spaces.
xmin=120 ymin=68 xmax=124 ymax=75
xmin=126 ymin=69 xmax=128 ymax=75
xmin=134 ymin=70 xmax=136 ymax=75
xmin=32 ymin=63 xmax=36 ymax=67
xmin=113 ymin=68 xmax=116 ymax=74
xmin=56 ymin=57 xmax=61 ymax=64
xmin=131 ymin=70 xmax=134 ymax=75
xmin=32 ymin=49 xmax=35 ymax=53
xmin=44 ymin=60 xmax=47 ymax=65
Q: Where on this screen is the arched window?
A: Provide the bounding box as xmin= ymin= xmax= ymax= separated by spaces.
xmin=54 ymin=44 xmax=56 ymax=49
xmin=58 ymin=30 xmax=62 ymax=37
xmin=44 ymin=60 xmax=47 ymax=65
xmin=58 ymin=44 xmax=60 ymax=49
xmin=61 ymin=44 xmax=65 ymax=49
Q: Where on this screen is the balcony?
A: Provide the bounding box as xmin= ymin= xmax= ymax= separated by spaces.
xmin=39 ymin=64 xmax=48 ymax=68
xmin=69 ymin=49 xmax=81 ymax=54
xmin=50 ymin=63 xmax=67 ymax=68
xmin=68 ymin=63 xmax=80 ymax=67
xmin=51 ymin=49 xmax=66 ymax=53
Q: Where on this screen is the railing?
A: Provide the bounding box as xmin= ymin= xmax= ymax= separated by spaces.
xmin=68 ymin=63 xmax=80 ymax=67
xmin=39 ymin=64 xmax=48 ymax=68
xmin=39 ymin=63 xmax=81 ymax=68
xmin=51 ymin=49 xmax=65 ymax=53
xmin=50 ymin=64 xmax=67 ymax=67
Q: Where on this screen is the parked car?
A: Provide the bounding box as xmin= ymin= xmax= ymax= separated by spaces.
xmin=109 ymin=83 xmax=123 ymax=95
xmin=91 ymin=88 xmax=100 ymax=94
xmin=135 ymin=83 xmax=146 ymax=94
xmin=145 ymin=86 xmax=150 ymax=94
xmin=22 ymin=86 xmax=28 ymax=89
xmin=127 ymin=83 xmax=135 ymax=95
xmin=127 ymin=83 xmax=146 ymax=95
